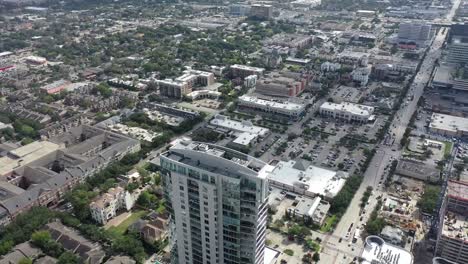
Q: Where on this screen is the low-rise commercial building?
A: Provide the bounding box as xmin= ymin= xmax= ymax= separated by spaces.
xmin=267 ymin=160 xmax=349 ymax=199
xmin=209 ymin=115 xmax=270 ymax=150
xmin=237 ymin=95 xmax=307 ymax=121
xmin=380 ymin=225 xmax=406 ymax=247
xmin=395 ymin=160 xmax=440 ymax=183
xmin=319 ymin=102 xmax=375 ymax=123
xmin=429 ymin=113 xmax=468 ymax=137
xmin=186 ymin=90 xmax=221 ymax=100
xmin=287 ymin=196 xmax=330 ymax=225
xmin=361 ymin=236 xmax=413 ymax=264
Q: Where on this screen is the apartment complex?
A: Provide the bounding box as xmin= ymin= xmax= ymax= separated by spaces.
xmin=255 ymin=71 xmax=310 ymax=97
xmin=90 ymin=186 xmax=135 ymax=225
xmin=158 ymin=141 xmax=274 ymax=264
xmin=230 ymin=64 xmax=265 ymax=79
xmin=237 ymin=95 xmax=307 ymax=121
xmin=0 ymin=125 xmax=140 ymax=226
xmin=319 ymin=102 xmax=375 ymax=123
xmin=250 ymin=4 xmax=272 ymax=20
xmin=158 ymin=69 xmax=215 ymax=99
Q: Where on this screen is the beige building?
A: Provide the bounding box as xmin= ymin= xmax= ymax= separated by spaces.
xmin=90 ymin=186 xmax=135 ymax=225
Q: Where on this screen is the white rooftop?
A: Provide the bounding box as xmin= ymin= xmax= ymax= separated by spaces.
xmin=321 ymin=101 xmax=374 ymax=117
xmin=267 ymin=160 xmax=348 ymax=198
xmin=264 ymin=247 xmax=280 ymax=264
xmin=231 ymin=64 xmax=265 ymax=72
xmin=430 ymin=113 xmax=468 ymax=134
xmin=239 ymin=95 xmax=306 ymax=111
xmin=210 ymin=115 xmax=270 ymax=137
xmin=232 ymin=132 xmax=258 ymax=146
xmin=361 ymin=236 xmax=413 ymax=264
xmin=0 ymin=141 xmax=62 ymax=176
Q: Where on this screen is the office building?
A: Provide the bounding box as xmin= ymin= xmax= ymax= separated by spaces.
xmin=319 ymin=102 xmax=375 ymax=123
xmin=397 ymin=22 xmax=432 ymax=46
xmin=158 ymin=140 xmax=274 ymax=264
xmin=250 ymin=4 xmax=272 ymax=20
xmin=447 ymin=37 xmax=468 ymax=64
xmin=237 ymin=95 xmax=307 ymax=121
xmin=429 ymin=113 xmax=468 ymax=137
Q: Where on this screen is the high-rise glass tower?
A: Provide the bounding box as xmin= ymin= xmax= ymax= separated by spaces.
xmin=158 ymin=140 xmax=273 ymax=264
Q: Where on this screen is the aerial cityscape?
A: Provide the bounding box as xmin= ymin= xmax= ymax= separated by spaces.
xmin=0 ymin=0 xmax=467 ymax=263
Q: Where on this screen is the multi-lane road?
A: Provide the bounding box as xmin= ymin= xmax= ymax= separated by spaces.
xmin=319 ymin=0 xmax=461 ymax=262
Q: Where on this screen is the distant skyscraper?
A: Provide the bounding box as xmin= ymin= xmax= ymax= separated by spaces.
xmin=158 ymin=140 xmax=273 ymax=264
xmin=398 ymin=22 xmax=432 ymax=43
xmin=447 ymin=24 xmax=468 ymax=64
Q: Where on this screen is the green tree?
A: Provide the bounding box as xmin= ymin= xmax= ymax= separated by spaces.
xmin=31 ymin=230 xmax=52 ymax=247
xmin=312 ymin=252 xmax=320 ymax=262
xmin=57 ymin=251 xmax=79 ymax=264
xmin=18 ymin=258 xmax=33 ymax=264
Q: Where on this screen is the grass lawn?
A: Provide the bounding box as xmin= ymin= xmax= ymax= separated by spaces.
xmin=444 ymin=141 xmax=453 ymax=157
xmin=320 ymin=215 xmax=337 ymax=233
xmin=108 ymin=210 xmax=148 ymax=235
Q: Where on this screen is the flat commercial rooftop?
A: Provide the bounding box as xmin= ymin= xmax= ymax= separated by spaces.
xmin=0 ymin=141 xmax=62 ymax=177
xmin=429 ymin=113 xmax=468 ymax=134
xmin=267 ymin=160 xmax=348 ymax=198
xmin=210 ymin=115 xmax=270 ymax=137
xmin=361 ymin=236 xmax=413 ymax=264
xmin=320 ymin=102 xmax=374 ymax=117
xmin=238 ymin=95 xmax=306 ymax=111
xmin=264 ymin=247 xmax=280 ymax=264
xmin=433 ymin=65 xmax=454 ymax=85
